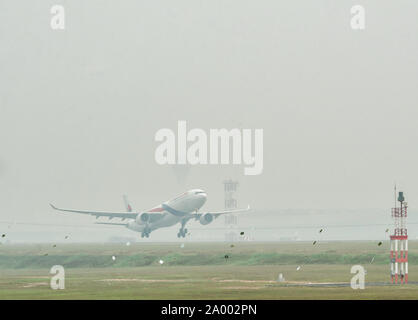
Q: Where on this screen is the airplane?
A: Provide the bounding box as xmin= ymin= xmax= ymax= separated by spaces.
xmin=50 ymin=189 xmax=250 ymax=238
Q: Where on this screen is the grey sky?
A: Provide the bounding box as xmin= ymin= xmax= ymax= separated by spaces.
xmin=1 ymin=1 xmax=417 ymax=242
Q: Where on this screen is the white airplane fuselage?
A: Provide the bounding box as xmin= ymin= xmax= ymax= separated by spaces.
xmin=126 ymin=189 xmax=207 ymax=233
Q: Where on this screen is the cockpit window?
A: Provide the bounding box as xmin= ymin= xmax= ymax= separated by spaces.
xmin=195 ymin=191 xmax=205 ymax=195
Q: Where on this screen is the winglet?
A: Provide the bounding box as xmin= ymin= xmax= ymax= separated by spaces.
xmin=50 ymin=203 xmax=58 ymax=210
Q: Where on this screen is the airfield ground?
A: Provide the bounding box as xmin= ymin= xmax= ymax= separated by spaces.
xmin=0 ymin=241 xmax=417 ymax=299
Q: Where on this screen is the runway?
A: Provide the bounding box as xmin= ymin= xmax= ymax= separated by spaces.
xmin=270 ymin=281 xmax=418 ymax=288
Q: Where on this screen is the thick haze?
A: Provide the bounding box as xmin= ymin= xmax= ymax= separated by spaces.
xmin=1 ymin=1 xmax=417 ymax=242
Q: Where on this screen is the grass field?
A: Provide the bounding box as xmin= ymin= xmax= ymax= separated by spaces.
xmin=0 ymin=241 xmax=417 ymax=299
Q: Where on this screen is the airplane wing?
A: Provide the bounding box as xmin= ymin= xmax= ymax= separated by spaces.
xmin=50 ymin=204 xmax=138 ymax=220
xmin=194 ymin=205 xmax=251 ymax=218
xmin=95 ymin=222 xmax=129 ymax=226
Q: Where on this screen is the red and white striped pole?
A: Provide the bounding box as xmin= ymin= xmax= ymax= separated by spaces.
xmin=390 ymin=191 xmax=408 ymax=285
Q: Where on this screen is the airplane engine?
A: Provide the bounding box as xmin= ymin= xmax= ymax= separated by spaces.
xmin=136 ymin=213 xmax=150 ymax=224
xmin=199 ymin=213 xmax=213 ymax=225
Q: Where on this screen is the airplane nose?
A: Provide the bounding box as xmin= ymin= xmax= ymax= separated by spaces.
xmin=199 ymin=193 xmax=207 ymax=203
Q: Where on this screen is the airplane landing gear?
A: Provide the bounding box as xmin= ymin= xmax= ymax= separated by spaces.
xmin=141 ymin=227 xmax=151 ymax=238
xmin=177 ymin=218 xmax=189 ymax=238
xmin=177 ymin=228 xmax=188 ymax=238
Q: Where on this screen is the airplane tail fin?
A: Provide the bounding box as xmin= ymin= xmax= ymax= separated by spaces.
xmin=123 ymin=195 xmax=133 ymax=212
